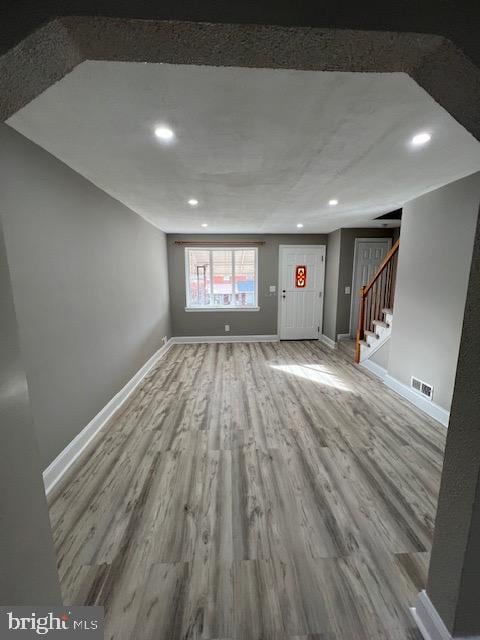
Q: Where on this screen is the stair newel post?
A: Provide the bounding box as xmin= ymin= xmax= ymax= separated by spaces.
xmin=355 ymin=285 xmax=367 ymax=363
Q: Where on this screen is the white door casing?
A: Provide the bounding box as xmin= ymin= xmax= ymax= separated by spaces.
xmin=349 ymin=238 xmax=392 ymax=337
xmin=278 ymin=245 xmax=326 ymax=340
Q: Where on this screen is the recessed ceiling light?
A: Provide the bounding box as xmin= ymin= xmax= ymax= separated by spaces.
xmin=154 ymin=126 xmax=174 ymax=141
xmin=201 ymin=223 xmax=208 ymax=228
xmin=411 ymin=132 xmax=431 ymax=146
xmin=329 ymin=199 xmax=339 ymax=206
xmin=188 ymin=199 xmax=199 ymax=206
xmin=296 ymin=223 xmax=304 ymax=228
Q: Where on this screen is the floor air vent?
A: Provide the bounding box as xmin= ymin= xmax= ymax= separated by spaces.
xmin=411 ymin=376 xmax=433 ymax=400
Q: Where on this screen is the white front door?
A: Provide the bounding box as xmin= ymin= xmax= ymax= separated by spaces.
xmin=350 ymin=238 xmax=392 ymax=337
xmin=278 ymin=245 xmax=325 ymax=340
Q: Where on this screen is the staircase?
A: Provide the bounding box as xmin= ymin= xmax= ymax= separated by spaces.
xmin=355 ymin=239 xmax=399 ymax=363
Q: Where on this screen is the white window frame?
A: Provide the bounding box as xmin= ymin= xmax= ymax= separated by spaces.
xmin=185 ymin=247 xmax=259 ymax=312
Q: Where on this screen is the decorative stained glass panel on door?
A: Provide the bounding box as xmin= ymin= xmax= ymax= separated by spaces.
xmin=295 ymin=265 xmax=307 ymax=288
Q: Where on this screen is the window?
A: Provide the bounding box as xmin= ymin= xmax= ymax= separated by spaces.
xmin=185 ymin=247 xmax=258 ymax=310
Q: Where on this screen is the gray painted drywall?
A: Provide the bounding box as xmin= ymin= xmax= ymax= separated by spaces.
xmin=0 ymin=124 xmax=171 ymax=468
xmin=369 ymin=340 xmax=390 ymax=370
xmin=388 ymin=172 xmax=480 ymax=412
xmin=323 ymin=230 xmax=341 ymax=341
xmin=337 ymin=228 xmax=394 ymax=337
xmin=0 ymin=221 xmax=61 ymax=605
xmin=167 ymin=234 xmax=327 ymax=336
xmin=426 ymin=203 xmax=480 ymax=636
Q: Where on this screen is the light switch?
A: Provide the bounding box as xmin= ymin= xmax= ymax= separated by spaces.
xmin=225 ymin=324 xmax=230 ymax=333
xmin=269 ymin=285 xmax=276 ymax=293
xmin=345 ymin=286 xmax=351 ymax=295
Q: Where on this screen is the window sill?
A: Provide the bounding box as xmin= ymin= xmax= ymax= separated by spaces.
xmin=185 ymin=306 xmax=260 ymax=313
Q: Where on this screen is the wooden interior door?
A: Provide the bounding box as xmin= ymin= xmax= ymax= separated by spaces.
xmin=350 ymin=238 xmax=392 ymax=337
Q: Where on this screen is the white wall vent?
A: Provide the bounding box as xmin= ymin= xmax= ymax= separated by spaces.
xmin=411 ymin=376 xmax=433 ymax=400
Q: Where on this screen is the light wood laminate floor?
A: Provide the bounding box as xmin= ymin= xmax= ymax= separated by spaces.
xmin=49 ymin=341 xmax=446 ymax=640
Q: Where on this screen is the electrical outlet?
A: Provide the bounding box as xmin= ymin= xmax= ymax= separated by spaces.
xmin=225 ymin=324 xmax=230 ymax=333
xmin=345 ymin=286 xmax=351 ymax=295
xmin=269 ymin=285 xmax=276 ymax=293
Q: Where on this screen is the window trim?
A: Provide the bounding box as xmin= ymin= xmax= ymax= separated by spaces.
xmin=184 ymin=246 xmax=259 ymax=311
xmin=184 ymin=306 xmax=260 ymax=312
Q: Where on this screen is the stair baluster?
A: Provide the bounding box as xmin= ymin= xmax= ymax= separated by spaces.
xmin=354 ymin=239 xmax=400 ymax=363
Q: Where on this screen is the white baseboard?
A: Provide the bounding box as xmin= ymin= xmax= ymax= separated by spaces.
xmin=359 ymin=358 xmax=387 ymax=381
xmin=412 ymin=591 xmax=480 ymax=640
xmin=384 ymin=375 xmax=450 ymax=428
xmin=43 ymin=333 xmax=449 ymax=496
xmin=337 ymin=333 xmax=351 ymax=341
xmin=43 ymin=338 xmax=175 ymax=495
xmin=320 ymin=334 xmax=337 ymax=349
xmin=173 ymin=335 xmax=279 ymax=344
xmin=43 ymin=334 xmax=280 ymax=493
xmin=410 ymin=590 xmax=480 ymax=640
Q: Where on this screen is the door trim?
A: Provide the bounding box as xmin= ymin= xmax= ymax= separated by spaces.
xmin=349 ymin=237 xmax=392 ymax=337
xmin=277 ymin=244 xmax=326 ymax=340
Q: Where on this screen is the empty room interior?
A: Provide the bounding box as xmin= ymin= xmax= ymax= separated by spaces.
xmin=2 ymin=17 xmax=480 ymax=640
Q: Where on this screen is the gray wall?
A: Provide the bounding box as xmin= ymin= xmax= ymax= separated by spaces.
xmin=167 ymin=234 xmax=327 ymax=336
xmin=0 ymin=124 xmax=171 ymax=468
xmin=426 ymin=206 xmax=480 ymax=637
xmin=369 ymin=340 xmax=390 ymax=369
xmin=323 ymin=230 xmax=341 ymax=341
xmin=388 ymin=172 xmax=480 ymax=411
xmin=0 ymin=221 xmax=61 ymax=604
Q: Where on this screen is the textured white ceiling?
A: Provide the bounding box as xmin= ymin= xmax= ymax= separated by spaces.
xmin=8 ymin=61 xmax=480 ymax=233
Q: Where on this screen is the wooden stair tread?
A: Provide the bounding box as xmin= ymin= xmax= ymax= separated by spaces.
xmin=355 ymin=242 xmax=398 ymax=363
